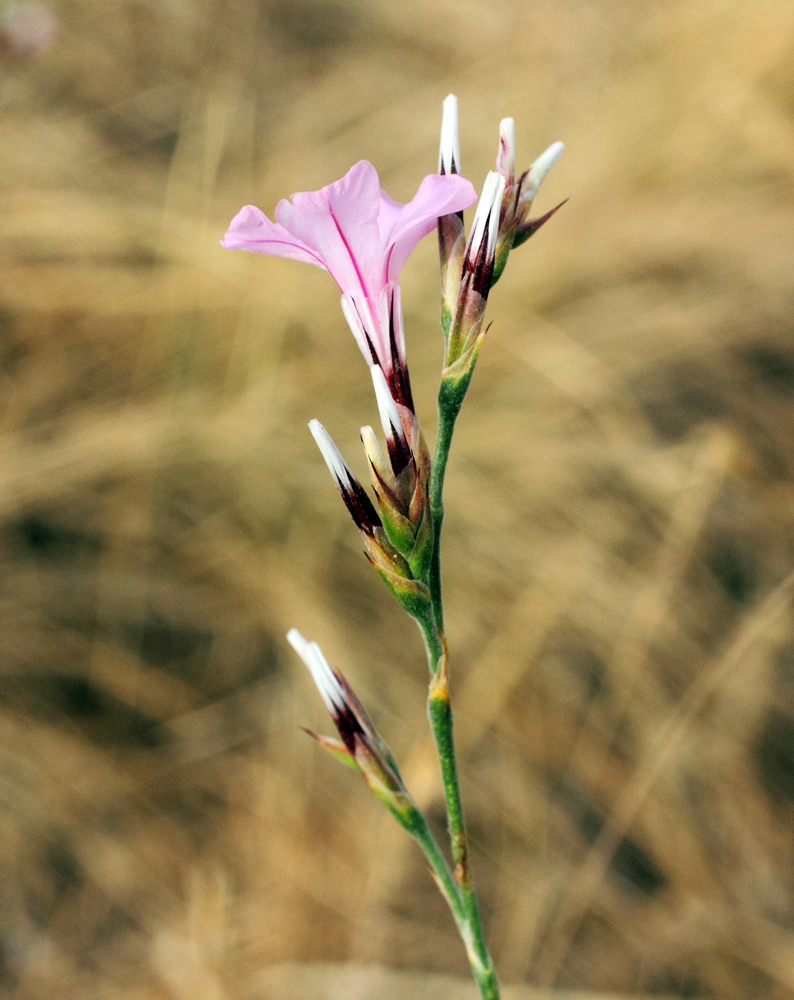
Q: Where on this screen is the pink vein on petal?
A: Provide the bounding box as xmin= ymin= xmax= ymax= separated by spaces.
xmin=328 ymin=203 xmax=372 ymax=301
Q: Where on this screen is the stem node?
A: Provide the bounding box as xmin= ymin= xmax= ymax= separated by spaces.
xmin=429 ymin=639 xmax=449 ymax=695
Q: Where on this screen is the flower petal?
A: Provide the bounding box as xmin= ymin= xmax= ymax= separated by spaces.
xmin=381 ymin=173 xmax=477 ymax=282
xmin=221 ymin=205 xmax=325 ymax=268
xmin=276 ymin=160 xmax=383 ymax=299
xmin=376 ymin=191 xmax=404 ymax=244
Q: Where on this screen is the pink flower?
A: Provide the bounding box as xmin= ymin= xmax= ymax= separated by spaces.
xmin=222 ymin=160 xmax=476 ymax=407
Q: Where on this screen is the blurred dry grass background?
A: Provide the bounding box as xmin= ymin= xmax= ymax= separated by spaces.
xmin=2 ymin=0 xmax=794 ymax=996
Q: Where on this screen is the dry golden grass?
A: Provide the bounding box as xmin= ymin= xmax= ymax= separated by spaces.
xmin=2 ymin=0 xmax=794 ymax=996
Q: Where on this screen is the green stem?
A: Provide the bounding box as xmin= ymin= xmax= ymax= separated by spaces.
xmin=405 ymin=311 xmax=499 ymax=996
xmin=427 ymin=675 xmax=499 ymax=999
xmin=401 ymin=804 xmax=499 ymax=999
xmin=428 ymin=398 xmax=459 ymax=630
xmin=428 ymin=368 xmax=476 ymax=628
xmin=399 ymin=805 xmax=466 ymax=930
xmin=419 ymin=457 xmax=500 ymax=999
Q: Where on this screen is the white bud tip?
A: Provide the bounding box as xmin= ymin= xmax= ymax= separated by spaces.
xmin=527 ymin=141 xmax=564 ymax=192
xmin=360 ymin=423 xmax=379 ymax=452
xmin=308 ymin=419 xmax=353 ymax=489
xmin=468 ymin=171 xmax=507 ymax=259
xmin=287 ymin=627 xmax=311 ymax=661
xmin=361 ymin=424 xmax=387 ymax=467
xmin=370 ymin=366 xmax=403 ymax=442
xmin=287 ymin=628 xmax=344 ymax=715
xmin=439 ymin=93 xmax=460 ymax=174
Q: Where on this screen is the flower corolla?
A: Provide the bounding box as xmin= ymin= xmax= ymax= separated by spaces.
xmin=222 ymin=161 xmax=476 ymax=406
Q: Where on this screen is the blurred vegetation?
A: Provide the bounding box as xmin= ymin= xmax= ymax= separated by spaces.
xmin=2 ymin=0 xmax=794 ymax=997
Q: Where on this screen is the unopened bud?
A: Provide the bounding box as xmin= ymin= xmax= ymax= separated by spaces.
xmin=492 ymin=118 xmax=518 ymax=283
xmin=437 ymin=94 xmax=467 ymax=338
xmin=493 ymin=137 xmax=564 ymax=284
xmin=288 ymin=629 xmax=414 ymax=815
xmin=465 ymin=171 xmax=505 ymax=295
xmin=443 ymin=171 xmax=504 ymax=380
xmin=309 ymin=419 xmax=382 ymax=538
xmin=438 ymin=94 xmax=460 ymax=176
xmin=520 ymin=140 xmax=564 ymax=208
xmin=364 ymin=367 xmax=433 ymax=580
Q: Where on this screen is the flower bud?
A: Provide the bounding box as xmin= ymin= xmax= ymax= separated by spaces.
xmin=437 ymin=94 xmax=467 ymax=339
xmin=438 ymin=93 xmax=461 ymax=176
xmin=288 ymin=629 xmax=414 ymax=816
xmin=492 ymin=118 xmax=518 ymax=283
xmin=309 ymin=419 xmax=383 ymax=539
xmin=363 ymin=367 xmax=433 ymax=580
xmin=493 ymin=136 xmax=564 ymax=284
xmin=519 ymin=140 xmax=564 ymax=211
xmin=444 ymin=171 xmax=505 ymax=377
xmin=463 ymin=171 xmax=505 ymax=298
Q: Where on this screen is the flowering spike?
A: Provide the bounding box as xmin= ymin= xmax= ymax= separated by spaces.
xmin=439 ymin=94 xmax=461 ymax=175
xmin=308 ymin=420 xmax=382 ymax=536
